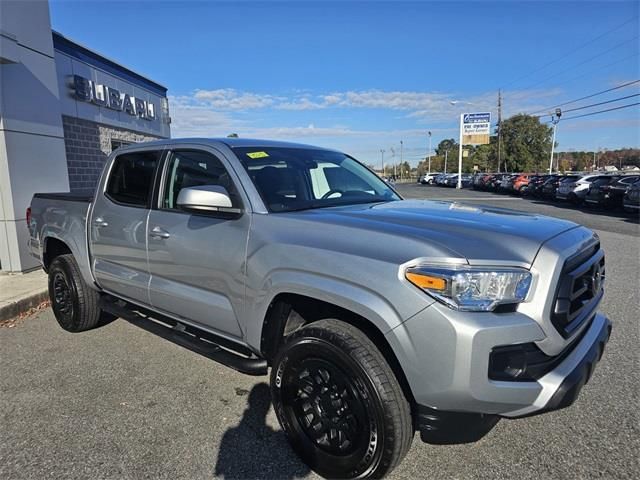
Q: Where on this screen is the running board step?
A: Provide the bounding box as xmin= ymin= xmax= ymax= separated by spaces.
xmin=99 ymin=296 xmax=268 ymax=376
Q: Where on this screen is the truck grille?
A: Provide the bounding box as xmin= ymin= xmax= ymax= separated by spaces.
xmin=552 ymin=242 xmax=604 ymax=338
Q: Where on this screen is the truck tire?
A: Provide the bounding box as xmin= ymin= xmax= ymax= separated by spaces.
xmin=48 ymin=254 xmax=111 ymax=332
xmin=271 ymin=319 xmax=413 ymax=479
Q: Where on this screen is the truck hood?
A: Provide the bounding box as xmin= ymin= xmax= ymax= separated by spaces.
xmin=290 ymin=199 xmax=579 ymax=265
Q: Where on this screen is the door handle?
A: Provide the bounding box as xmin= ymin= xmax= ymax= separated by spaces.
xmin=149 ymin=226 xmax=170 ymax=239
xmin=93 ymin=217 xmax=109 ymax=228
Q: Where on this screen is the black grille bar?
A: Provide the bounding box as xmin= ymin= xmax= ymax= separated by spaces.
xmin=552 ymin=246 xmax=605 ymax=338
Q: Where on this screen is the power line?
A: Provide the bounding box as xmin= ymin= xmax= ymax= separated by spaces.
xmin=534 ymin=92 xmax=640 ymax=118
xmin=528 ymin=79 xmax=640 ymax=115
xmin=504 ymin=35 xmax=639 ymax=99
xmin=501 ymin=16 xmax=639 ymax=90
xmin=541 ymin=102 xmax=640 ymax=122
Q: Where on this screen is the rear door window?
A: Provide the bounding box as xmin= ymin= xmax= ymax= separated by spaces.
xmin=161 ymin=149 xmax=241 ymax=210
xmin=106 ymin=150 xmax=162 ymax=207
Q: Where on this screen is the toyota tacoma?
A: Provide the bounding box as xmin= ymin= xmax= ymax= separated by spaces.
xmin=28 ymin=138 xmax=611 ymax=478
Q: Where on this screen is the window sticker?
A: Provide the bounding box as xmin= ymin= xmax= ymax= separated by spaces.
xmin=246 ymin=151 xmax=269 ymax=159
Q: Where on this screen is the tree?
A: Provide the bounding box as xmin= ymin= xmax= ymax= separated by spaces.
xmin=500 ymin=114 xmax=553 ymax=172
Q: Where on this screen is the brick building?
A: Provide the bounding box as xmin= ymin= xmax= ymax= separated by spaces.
xmin=1 ymin=0 xmax=171 ymax=272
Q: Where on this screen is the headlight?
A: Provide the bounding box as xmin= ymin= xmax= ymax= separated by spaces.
xmin=405 ymin=265 xmax=532 ymax=312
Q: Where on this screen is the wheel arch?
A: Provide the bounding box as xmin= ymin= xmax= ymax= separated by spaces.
xmin=42 ymin=236 xmax=72 ymax=271
xmin=260 ymin=292 xmax=416 ymax=405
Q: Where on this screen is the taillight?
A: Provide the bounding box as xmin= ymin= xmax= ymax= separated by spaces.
xmin=26 ymin=207 xmax=32 ymax=226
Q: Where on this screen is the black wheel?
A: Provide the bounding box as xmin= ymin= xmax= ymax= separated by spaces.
xmin=271 ymin=319 xmax=412 ymax=479
xmin=569 ymin=193 xmax=582 ymax=206
xmin=48 ymin=254 xmax=113 ymax=332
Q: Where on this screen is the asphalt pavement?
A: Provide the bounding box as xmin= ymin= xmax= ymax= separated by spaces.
xmin=1 ymin=185 xmax=638 ymax=479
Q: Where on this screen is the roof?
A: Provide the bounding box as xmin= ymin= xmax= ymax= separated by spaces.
xmin=114 ymin=137 xmax=341 ymax=154
xmin=52 ymin=31 xmax=167 ymax=97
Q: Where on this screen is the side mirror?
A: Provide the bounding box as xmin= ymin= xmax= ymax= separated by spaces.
xmin=176 ymin=185 xmax=240 ymax=214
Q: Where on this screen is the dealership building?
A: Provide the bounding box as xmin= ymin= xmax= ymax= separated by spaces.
xmin=1 ymin=0 xmax=171 ymax=272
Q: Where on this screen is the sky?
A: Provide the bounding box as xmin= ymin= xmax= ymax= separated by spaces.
xmin=50 ymin=0 xmax=639 ymax=166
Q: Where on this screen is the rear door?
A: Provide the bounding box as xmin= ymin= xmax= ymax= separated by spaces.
xmin=146 ymin=146 xmax=250 ymax=339
xmin=90 ymin=148 xmax=163 ymax=304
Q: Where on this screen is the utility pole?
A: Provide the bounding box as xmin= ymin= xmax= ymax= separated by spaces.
xmin=380 ymin=149 xmax=385 ymax=176
xmin=548 ymin=108 xmax=562 ymax=174
xmin=497 ymin=89 xmax=502 ymax=172
xmin=457 ymin=114 xmax=464 ymax=189
xmin=427 ymin=131 xmax=432 ymax=174
xmin=400 ymin=140 xmax=404 ymax=180
xmin=390 ymin=147 xmax=396 ymax=179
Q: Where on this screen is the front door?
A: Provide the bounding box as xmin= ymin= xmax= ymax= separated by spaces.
xmin=90 ymin=149 xmax=163 ymax=304
xmin=146 ymin=148 xmax=249 ymax=339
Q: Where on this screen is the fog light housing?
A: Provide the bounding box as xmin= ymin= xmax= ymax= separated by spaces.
xmin=489 ymin=345 xmax=528 ymax=380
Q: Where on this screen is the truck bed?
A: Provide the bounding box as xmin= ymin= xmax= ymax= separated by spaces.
xmin=29 ymin=193 xmax=93 ymax=284
xmin=33 ymin=192 xmax=93 ymax=203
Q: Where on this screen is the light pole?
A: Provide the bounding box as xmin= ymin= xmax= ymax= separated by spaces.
xmin=390 ymin=147 xmax=396 ymax=179
xmin=400 ymin=140 xmax=404 ymax=180
xmin=380 ymin=149 xmax=385 ymax=176
xmin=427 ymin=131 xmax=432 ymax=175
xmin=548 ymin=108 xmax=562 ymax=174
xmin=444 ymin=149 xmax=449 ymax=174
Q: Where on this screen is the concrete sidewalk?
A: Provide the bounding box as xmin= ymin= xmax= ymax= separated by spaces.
xmin=0 ymin=270 xmax=48 ymax=321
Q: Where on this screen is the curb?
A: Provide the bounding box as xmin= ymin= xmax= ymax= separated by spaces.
xmin=0 ymin=290 xmax=49 ymax=322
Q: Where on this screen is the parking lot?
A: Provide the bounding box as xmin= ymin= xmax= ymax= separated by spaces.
xmin=1 ymin=185 xmax=638 ymax=480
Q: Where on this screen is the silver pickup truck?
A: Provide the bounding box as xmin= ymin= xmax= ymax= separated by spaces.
xmin=28 ymin=138 xmax=611 ymax=478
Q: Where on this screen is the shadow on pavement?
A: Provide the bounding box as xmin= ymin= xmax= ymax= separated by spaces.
xmin=214 ymin=383 xmax=311 ymax=479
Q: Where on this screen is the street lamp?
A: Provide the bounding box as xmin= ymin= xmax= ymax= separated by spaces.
xmin=427 ymin=131 xmax=432 ymax=175
xmin=390 ymin=147 xmax=397 ymax=178
xmin=400 ymin=140 xmax=404 ymax=180
xmin=380 ymin=149 xmax=385 ymax=176
xmin=548 ymin=108 xmax=562 ymax=174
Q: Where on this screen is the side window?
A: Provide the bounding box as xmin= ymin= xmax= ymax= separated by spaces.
xmin=162 ymin=150 xmax=240 ymax=210
xmin=105 ymin=150 xmax=161 ymax=207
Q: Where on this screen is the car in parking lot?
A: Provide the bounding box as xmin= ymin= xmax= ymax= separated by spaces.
xmin=555 ymin=174 xmax=609 ymax=205
xmin=541 ymin=174 xmax=567 ymax=199
xmin=623 ymin=179 xmax=640 ymax=212
xmin=444 ymin=173 xmax=472 ymax=187
xmin=420 ymin=172 xmax=442 ymax=184
xmin=526 ymin=175 xmax=550 ymax=197
xmin=512 ymin=174 xmax=533 ymax=194
xmin=485 ymin=173 xmax=508 ymax=192
xmin=585 ymin=175 xmax=640 ymax=209
xmin=554 ymin=174 xmax=585 ymax=203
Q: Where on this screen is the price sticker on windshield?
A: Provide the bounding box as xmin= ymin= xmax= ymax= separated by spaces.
xmin=246 ymin=151 xmax=269 ymax=159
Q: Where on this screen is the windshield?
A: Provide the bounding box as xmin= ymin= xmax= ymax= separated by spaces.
xmin=233 ymin=146 xmax=401 ymax=212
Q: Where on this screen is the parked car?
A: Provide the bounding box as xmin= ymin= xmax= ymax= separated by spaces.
xmin=497 ymin=174 xmax=518 ymax=193
xmin=553 ymin=174 xmax=583 ymax=203
xmin=436 ymin=173 xmax=455 ymax=186
xmin=444 ymin=173 xmax=472 ymax=187
xmin=555 ymin=174 xmax=602 ymax=205
xmin=623 ymin=179 xmax=640 ymax=212
xmin=420 ymin=172 xmax=442 ymax=184
xmin=526 ymin=175 xmax=550 ymax=197
xmin=541 ymin=175 xmax=565 ymax=199
xmin=512 ymin=174 xmax=533 ymax=195
xmin=585 ymin=175 xmax=640 ymax=209
xmin=485 ymin=173 xmax=508 ymax=192
xmin=27 ymin=138 xmax=612 ymax=479
xmin=471 ymin=172 xmax=488 ymax=189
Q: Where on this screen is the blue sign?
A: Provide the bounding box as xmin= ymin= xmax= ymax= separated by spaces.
xmin=463 ymin=112 xmax=491 ymax=124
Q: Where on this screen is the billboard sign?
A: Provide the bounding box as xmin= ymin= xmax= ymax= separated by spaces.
xmin=461 ymin=112 xmax=491 ymax=145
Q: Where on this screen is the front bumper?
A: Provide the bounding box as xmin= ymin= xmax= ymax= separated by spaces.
xmin=386 ymin=303 xmax=612 ymax=418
